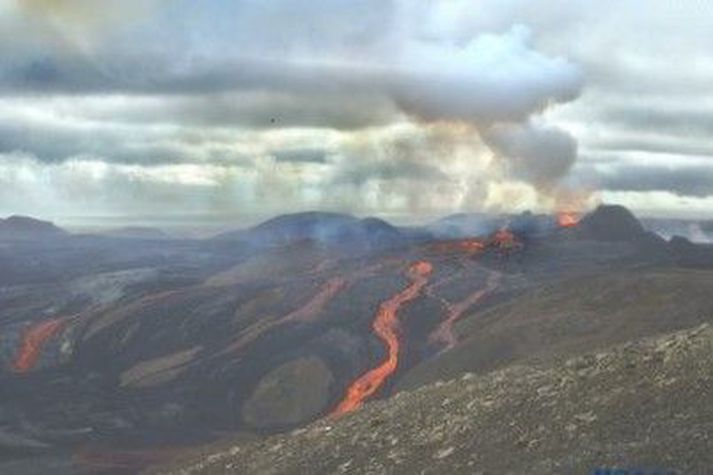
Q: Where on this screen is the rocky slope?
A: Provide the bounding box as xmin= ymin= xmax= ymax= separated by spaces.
xmin=3 ymin=207 xmax=713 ymax=474
xmin=160 ymin=323 xmax=713 ymax=474
xmin=397 ymin=267 xmax=713 ymax=391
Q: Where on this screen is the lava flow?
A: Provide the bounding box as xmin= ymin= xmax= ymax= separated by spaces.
xmin=11 ymin=317 xmax=68 ymax=373
xmin=429 ymin=271 xmax=501 ymax=350
xmin=431 ymin=227 xmax=523 ymax=257
xmin=331 ymin=261 xmax=433 ymax=416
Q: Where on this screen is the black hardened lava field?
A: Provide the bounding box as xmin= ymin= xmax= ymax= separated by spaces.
xmin=2 ymin=207 xmax=713 ymax=473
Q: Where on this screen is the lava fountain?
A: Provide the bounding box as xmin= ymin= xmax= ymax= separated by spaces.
xmin=11 ymin=317 xmax=68 ymax=373
xmin=331 ymin=261 xmax=433 ymax=416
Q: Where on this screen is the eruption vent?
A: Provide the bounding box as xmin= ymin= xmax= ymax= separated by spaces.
xmin=557 ymin=211 xmax=580 ymax=228
xmin=331 ymin=261 xmax=433 ymax=416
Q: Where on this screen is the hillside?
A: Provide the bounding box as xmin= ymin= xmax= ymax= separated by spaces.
xmin=3 ymin=206 xmax=713 ymax=474
xmin=0 ymin=215 xmax=66 ymax=239
xmin=161 ymin=323 xmax=713 ymax=474
xmin=213 ymin=212 xmax=406 ymax=251
xmin=397 ymin=267 xmax=713 ymax=390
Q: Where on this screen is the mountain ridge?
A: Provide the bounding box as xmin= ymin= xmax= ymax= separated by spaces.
xmin=0 ymin=215 xmax=67 ymax=239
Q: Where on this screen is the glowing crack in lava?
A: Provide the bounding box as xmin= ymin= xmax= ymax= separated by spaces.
xmin=331 ymin=261 xmax=433 ymax=417
xmin=429 ymin=271 xmax=501 ymax=350
xmin=11 ymin=318 xmax=68 ymax=373
xmin=557 ymin=211 xmax=580 ymax=228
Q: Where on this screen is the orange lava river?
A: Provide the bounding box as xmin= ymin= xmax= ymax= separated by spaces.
xmin=12 ymin=318 xmax=67 ymax=373
xmin=332 ymin=261 xmax=433 ymax=416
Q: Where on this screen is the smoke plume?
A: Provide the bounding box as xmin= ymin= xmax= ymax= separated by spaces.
xmin=0 ymin=0 xmax=588 ymax=219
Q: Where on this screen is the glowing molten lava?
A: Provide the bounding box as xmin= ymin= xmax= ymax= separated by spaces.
xmin=557 ymin=211 xmax=580 ymax=228
xmin=11 ymin=318 xmax=68 ymax=373
xmin=331 ymin=261 xmax=433 ymax=416
xmin=429 ymin=271 xmax=501 ymax=350
xmin=431 ymin=228 xmax=523 ymax=257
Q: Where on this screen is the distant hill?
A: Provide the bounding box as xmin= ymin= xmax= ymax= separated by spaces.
xmin=102 ymin=226 xmax=169 ymax=240
xmin=430 ymin=212 xmax=507 ymax=238
xmin=214 ymin=211 xmax=405 ymax=250
xmin=571 ymin=205 xmax=671 ymax=261
xmin=669 ymin=235 xmax=713 ymax=268
xmin=432 ymin=211 xmax=558 ymax=240
xmin=576 ymin=205 xmax=646 ymax=241
xmin=0 ymin=215 xmax=67 ymax=239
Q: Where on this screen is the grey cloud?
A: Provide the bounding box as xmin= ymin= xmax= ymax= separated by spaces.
xmin=332 ymin=158 xmax=449 ymax=186
xmin=87 ymin=92 xmax=398 ymax=131
xmin=0 ymin=0 xmax=595 ymax=219
xmin=592 ymin=164 xmax=713 ymax=198
xmin=1 ymin=41 xmax=579 ymax=127
xmin=0 ymin=116 xmax=255 ymax=166
xmin=591 ymin=137 xmax=713 ymax=160
xmin=484 ymin=121 xmax=577 ymax=188
xmin=272 ymin=148 xmax=330 ymax=164
xmin=0 ymin=8 xmax=582 ymax=128
xmin=597 ymin=105 xmax=713 ymax=140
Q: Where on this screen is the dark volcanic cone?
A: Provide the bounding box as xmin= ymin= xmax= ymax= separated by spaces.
xmin=0 ymin=215 xmax=67 ymax=240
xmin=575 ymin=205 xmax=671 ymax=260
xmin=576 ymin=205 xmax=646 ymax=242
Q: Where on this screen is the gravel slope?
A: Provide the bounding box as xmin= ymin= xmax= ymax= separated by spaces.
xmin=157 ymin=323 xmax=713 ymax=474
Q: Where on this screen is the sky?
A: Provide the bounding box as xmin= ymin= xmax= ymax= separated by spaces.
xmin=1 ymin=0 xmax=713 ymax=226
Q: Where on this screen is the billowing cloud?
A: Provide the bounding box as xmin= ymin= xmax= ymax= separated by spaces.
xmin=484 ymin=120 xmax=577 ymax=189
xmin=0 ymin=0 xmax=589 ymax=222
xmin=5 ymin=0 xmax=711 ymax=222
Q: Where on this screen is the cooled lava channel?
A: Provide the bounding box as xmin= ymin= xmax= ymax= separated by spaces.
xmin=223 ymin=276 xmax=347 ymax=357
xmin=429 ymin=271 xmax=502 ymax=350
xmin=331 ymin=261 xmax=433 ymax=416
